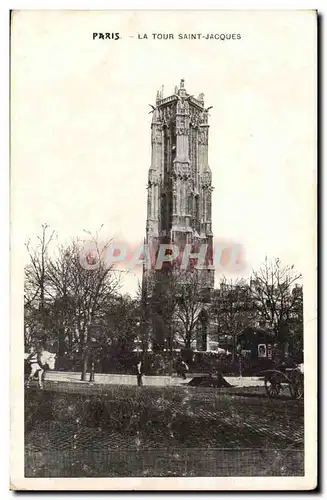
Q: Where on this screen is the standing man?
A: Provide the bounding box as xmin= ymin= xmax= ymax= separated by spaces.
xmin=180 ymin=359 xmax=189 ymax=380
xmin=136 ymin=358 xmax=144 ymax=386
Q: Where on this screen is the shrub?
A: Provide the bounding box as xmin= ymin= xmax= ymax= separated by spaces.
xmin=55 ymin=350 xmax=242 ymax=375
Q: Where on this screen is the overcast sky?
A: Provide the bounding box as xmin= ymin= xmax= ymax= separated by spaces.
xmin=11 ymin=10 xmax=316 ymax=295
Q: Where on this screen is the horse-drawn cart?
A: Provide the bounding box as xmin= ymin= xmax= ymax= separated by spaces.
xmin=259 ymin=363 xmax=304 ymax=399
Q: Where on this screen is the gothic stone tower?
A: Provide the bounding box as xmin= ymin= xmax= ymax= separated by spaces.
xmin=142 ymin=79 xmax=215 ymax=348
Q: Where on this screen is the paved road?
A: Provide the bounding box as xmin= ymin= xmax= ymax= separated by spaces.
xmin=45 ymin=370 xmax=264 ymax=388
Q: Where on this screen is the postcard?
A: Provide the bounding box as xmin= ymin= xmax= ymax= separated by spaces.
xmin=10 ymin=9 xmax=317 ymax=490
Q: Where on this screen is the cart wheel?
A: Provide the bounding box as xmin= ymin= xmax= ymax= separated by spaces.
xmin=265 ymin=375 xmax=281 ymax=397
xmin=289 ymin=371 xmax=304 ymax=399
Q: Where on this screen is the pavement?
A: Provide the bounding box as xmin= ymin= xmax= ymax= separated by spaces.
xmin=46 ymin=371 xmax=264 ymax=387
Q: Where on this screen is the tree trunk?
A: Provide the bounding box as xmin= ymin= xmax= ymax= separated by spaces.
xmin=80 ymin=329 xmax=89 ymax=381
xmin=185 ymin=337 xmax=191 ymax=349
xmin=201 ymin=323 xmax=208 ymax=352
xmin=58 ymin=328 xmax=66 ymax=357
xmin=167 ymin=320 xmax=173 ymax=353
xmin=68 ymin=329 xmax=73 ymax=351
xmin=239 ymin=354 xmax=243 ymax=377
xmin=81 ymin=349 xmax=89 ymax=381
xmin=232 ymin=334 xmax=236 ymax=363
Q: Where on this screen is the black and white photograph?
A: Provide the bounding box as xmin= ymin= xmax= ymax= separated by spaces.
xmin=10 ymin=9 xmax=317 ymax=490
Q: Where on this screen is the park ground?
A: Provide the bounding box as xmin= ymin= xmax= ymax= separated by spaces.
xmin=25 ymin=378 xmax=304 ymax=478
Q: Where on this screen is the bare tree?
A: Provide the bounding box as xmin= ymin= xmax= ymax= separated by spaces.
xmin=24 ymin=223 xmax=55 ymax=348
xmin=46 ymin=232 xmax=121 ymax=380
xmin=44 ymin=243 xmax=78 ymax=357
xmin=144 ymin=266 xmax=212 ymax=351
xmin=286 ymin=284 xmax=303 ymax=358
xmin=211 ymin=277 xmax=254 ymax=360
xmin=102 ymin=294 xmax=141 ymax=352
xmin=171 ymin=270 xmax=207 ymax=349
xmin=147 ymin=270 xmax=179 ymax=351
xmin=24 ymin=224 xmax=55 ymax=309
xmin=250 ymin=257 xmax=302 ymax=342
xmin=137 ymin=279 xmax=154 ymax=352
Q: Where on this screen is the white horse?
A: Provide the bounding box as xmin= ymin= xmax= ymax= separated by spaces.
xmin=24 ymin=350 xmax=57 ymax=389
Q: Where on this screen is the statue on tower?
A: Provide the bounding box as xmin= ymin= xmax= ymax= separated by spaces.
xmin=180 ymin=78 xmax=185 ymax=89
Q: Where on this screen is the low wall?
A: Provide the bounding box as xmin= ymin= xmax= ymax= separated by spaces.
xmin=47 ymin=371 xmax=173 ymax=386
xmin=46 ymin=371 xmax=264 ymax=387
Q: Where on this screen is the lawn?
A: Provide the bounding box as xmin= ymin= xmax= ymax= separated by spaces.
xmin=25 ymin=383 xmax=304 ymax=477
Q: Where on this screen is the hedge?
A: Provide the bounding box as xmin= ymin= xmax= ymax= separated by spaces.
xmin=54 ymin=350 xmax=272 ymax=376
